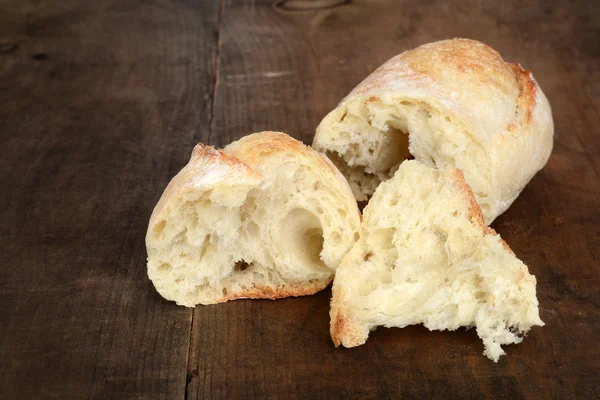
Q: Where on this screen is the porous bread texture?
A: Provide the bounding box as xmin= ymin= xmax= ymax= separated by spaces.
xmin=146 ymin=132 xmax=361 ymax=307
xmin=330 ymin=160 xmax=544 ymax=362
xmin=313 ymin=38 xmax=554 ymax=224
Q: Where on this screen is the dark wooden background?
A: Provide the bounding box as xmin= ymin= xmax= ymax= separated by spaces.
xmin=1 ymin=0 xmax=598 ymax=398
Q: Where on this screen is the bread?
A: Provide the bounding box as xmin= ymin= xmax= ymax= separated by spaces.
xmin=146 ymin=131 xmax=361 ymax=307
xmin=330 ymin=160 xmax=543 ymax=361
xmin=313 ymin=38 xmax=553 ymax=223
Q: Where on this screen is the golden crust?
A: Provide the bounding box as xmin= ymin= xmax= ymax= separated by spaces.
xmin=450 ymin=168 xmax=515 ymax=254
xmin=330 ymin=288 xmax=366 ymax=347
xmin=330 ymin=312 xmax=344 ymax=346
xmin=215 ymin=277 xmax=332 ymax=304
xmin=225 ymin=131 xmax=351 ymax=183
xmin=346 ymin=38 xmax=516 ymax=102
xmin=329 ymin=283 xmax=345 ymax=346
xmin=225 ymin=131 xmax=309 ymax=163
xmin=329 ymin=245 xmax=372 ymax=347
xmin=511 ymin=63 xmax=538 ymax=125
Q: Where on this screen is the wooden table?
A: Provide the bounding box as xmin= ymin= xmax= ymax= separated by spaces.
xmin=1 ymin=1 xmax=598 ymax=398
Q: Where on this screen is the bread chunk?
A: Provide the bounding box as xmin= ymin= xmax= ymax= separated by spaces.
xmin=314 ymin=39 xmax=553 ymax=223
xmin=146 ymin=132 xmax=361 ymax=306
xmin=330 ymin=160 xmax=543 ymax=361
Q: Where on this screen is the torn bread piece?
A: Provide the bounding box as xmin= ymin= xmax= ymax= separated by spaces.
xmin=146 ymin=132 xmax=361 ymax=307
xmin=330 ymin=160 xmax=543 ymax=361
xmin=313 ymin=38 xmax=553 ymax=223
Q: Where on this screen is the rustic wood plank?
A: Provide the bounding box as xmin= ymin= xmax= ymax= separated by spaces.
xmin=0 ymin=0 xmax=220 ymax=398
xmin=1 ymin=0 xmax=598 ymax=398
xmin=187 ymin=0 xmax=600 ymax=398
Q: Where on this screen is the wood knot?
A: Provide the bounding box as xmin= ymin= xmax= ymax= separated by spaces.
xmin=274 ymin=0 xmax=351 ymax=12
xmin=0 ymin=43 xmax=19 ymax=54
xmin=31 ymin=53 xmax=48 ymax=61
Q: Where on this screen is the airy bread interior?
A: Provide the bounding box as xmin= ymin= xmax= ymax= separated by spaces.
xmin=330 ymin=160 xmax=543 ymax=361
xmin=146 ymin=132 xmax=361 ymax=307
xmin=317 ymin=98 xmax=489 ymax=218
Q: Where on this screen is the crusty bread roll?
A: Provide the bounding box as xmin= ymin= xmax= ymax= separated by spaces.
xmin=146 ymin=132 xmax=361 ymax=307
xmin=313 ymin=38 xmax=553 ymax=223
xmin=330 ymin=160 xmax=543 ymax=361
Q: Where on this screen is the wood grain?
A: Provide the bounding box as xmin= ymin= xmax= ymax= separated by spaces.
xmin=0 ymin=0 xmax=598 ymax=398
xmin=0 ymin=0 xmax=219 ymax=398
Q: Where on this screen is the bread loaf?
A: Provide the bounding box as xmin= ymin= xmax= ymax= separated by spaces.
xmin=146 ymin=132 xmax=361 ymax=306
xmin=330 ymin=160 xmax=543 ymax=361
xmin=313 ymin=39 xmax=553 ymax=223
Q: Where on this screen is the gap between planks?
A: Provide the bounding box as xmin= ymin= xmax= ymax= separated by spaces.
xmin=184 ymin=0 xmax=226 ymax=398
xmin=206 ymin=0 xmax=226 ymax=147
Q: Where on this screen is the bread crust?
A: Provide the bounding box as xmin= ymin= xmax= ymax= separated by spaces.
xmin=344 ymin=39 xmax=516 ymax=104
xmin=330 ymin=285 xmax=368 ymax=347
xmin=450 ymin=168 xmax=514 ymax=254
xmin=225 ymin=131 xmax=356 ymax=196
xmin=218 ymin=277 xmax=332 ymax=303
